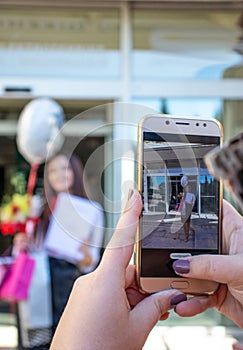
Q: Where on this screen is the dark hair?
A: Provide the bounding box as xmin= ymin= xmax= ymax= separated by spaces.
xmin=36 ymin=153 xmax=88 ymax=241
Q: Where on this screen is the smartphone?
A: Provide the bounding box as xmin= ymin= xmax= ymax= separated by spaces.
xmin=136 ymin=114 xmax=223 ymax=295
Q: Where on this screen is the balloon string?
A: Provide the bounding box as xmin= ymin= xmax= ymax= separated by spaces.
xmin=27 ymin=164 xmax=39 ymax=196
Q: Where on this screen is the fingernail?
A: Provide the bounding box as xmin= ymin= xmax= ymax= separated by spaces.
xmin=172 ymin=259 xmax=190 ymax=274
xmin=128 ymin=189 xmax=134 ymax=200
xmin=170 ymin=293 xmax=187 ymax=306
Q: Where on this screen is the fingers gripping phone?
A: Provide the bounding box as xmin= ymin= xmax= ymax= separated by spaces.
xmin=136 ymin=114 xmax=223 ymax=295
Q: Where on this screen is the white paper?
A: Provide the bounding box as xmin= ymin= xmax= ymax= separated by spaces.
xmin=44 ymin=193 xmax=104 ymax=264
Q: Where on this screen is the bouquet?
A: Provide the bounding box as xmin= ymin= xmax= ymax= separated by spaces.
xmin=0 ymin=194 xmax=30 ymax=235
xmin=0 ymin=172 xmax=43 ymax=236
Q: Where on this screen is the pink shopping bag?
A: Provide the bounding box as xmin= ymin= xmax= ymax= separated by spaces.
xmin=0 ymin=252 xmax=35 ymax=302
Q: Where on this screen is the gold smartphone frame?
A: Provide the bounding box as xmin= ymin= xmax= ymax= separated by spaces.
xmin=136 ymin=114 xmax=223 ymax=295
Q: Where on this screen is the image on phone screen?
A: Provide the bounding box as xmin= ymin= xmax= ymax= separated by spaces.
xmin=140 ymin=131 xmax=220 ymax=278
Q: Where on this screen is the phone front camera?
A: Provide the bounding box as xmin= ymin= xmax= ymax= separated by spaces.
xmin=196 ymin=123 xmax=199 ymax=126
xmin=165 ymin=120 xmax=170 ymax=125
xmin=203 ymin=123 xmax=207 ymax=127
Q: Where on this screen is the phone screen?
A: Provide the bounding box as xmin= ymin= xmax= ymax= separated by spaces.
xmin=140 ymin=131 xmax=221 ymax=278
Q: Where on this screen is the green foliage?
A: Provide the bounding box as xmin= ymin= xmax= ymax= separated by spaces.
xmin=10 ymin=171 xmax=27 ymax=195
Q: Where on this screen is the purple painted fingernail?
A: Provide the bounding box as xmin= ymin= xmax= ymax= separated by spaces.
xmin=172 ymin=259 xmax=190 ymax=274
xmin=170 ymin=293 xmax=187 ymax=306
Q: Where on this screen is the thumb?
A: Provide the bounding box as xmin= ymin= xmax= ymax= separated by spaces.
xmin=100 ymin=189 xmax=142 ymax=272
xmin=173 ymin=254 xmax=243 ymax=284
xmin=130 ymin=290 xmax=187 ymax=338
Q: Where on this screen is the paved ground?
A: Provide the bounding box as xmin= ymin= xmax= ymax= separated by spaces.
xmin=0 ymin=312 xmax=17 ymax=349
xmin=144 ymin=325 xmax=241 ymax=350
xmin=141 ymin=211 xmax=219 ymax=250
xmin=1 ymin=311 xmax=243 ymax=350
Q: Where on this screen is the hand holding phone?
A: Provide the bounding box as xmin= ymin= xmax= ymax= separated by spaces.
xmin=136 ymin=114 xmax=223 ymax=295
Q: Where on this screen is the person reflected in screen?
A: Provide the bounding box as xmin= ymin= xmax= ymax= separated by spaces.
xmin=180 ymin=184 xmax=196 ymax=242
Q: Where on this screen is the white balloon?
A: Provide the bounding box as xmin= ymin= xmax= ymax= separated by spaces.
xmin=181 ymin=175 xmax=188 ymax=188
xmin=17 ymin=97 xmax=65 ymax=164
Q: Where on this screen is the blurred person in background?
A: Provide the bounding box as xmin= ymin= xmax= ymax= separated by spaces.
xmin=14 ymin=152 xmax=104 ymax=350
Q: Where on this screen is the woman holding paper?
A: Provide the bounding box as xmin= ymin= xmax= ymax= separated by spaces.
xmin=43 ymin=153 xmax=104 ymax=324
xmin=14 ymin=153 xmax=104 ymax=350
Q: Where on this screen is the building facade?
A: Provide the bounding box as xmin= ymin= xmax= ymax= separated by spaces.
xmin=0 ymin=2 xmax=243 ymax=331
